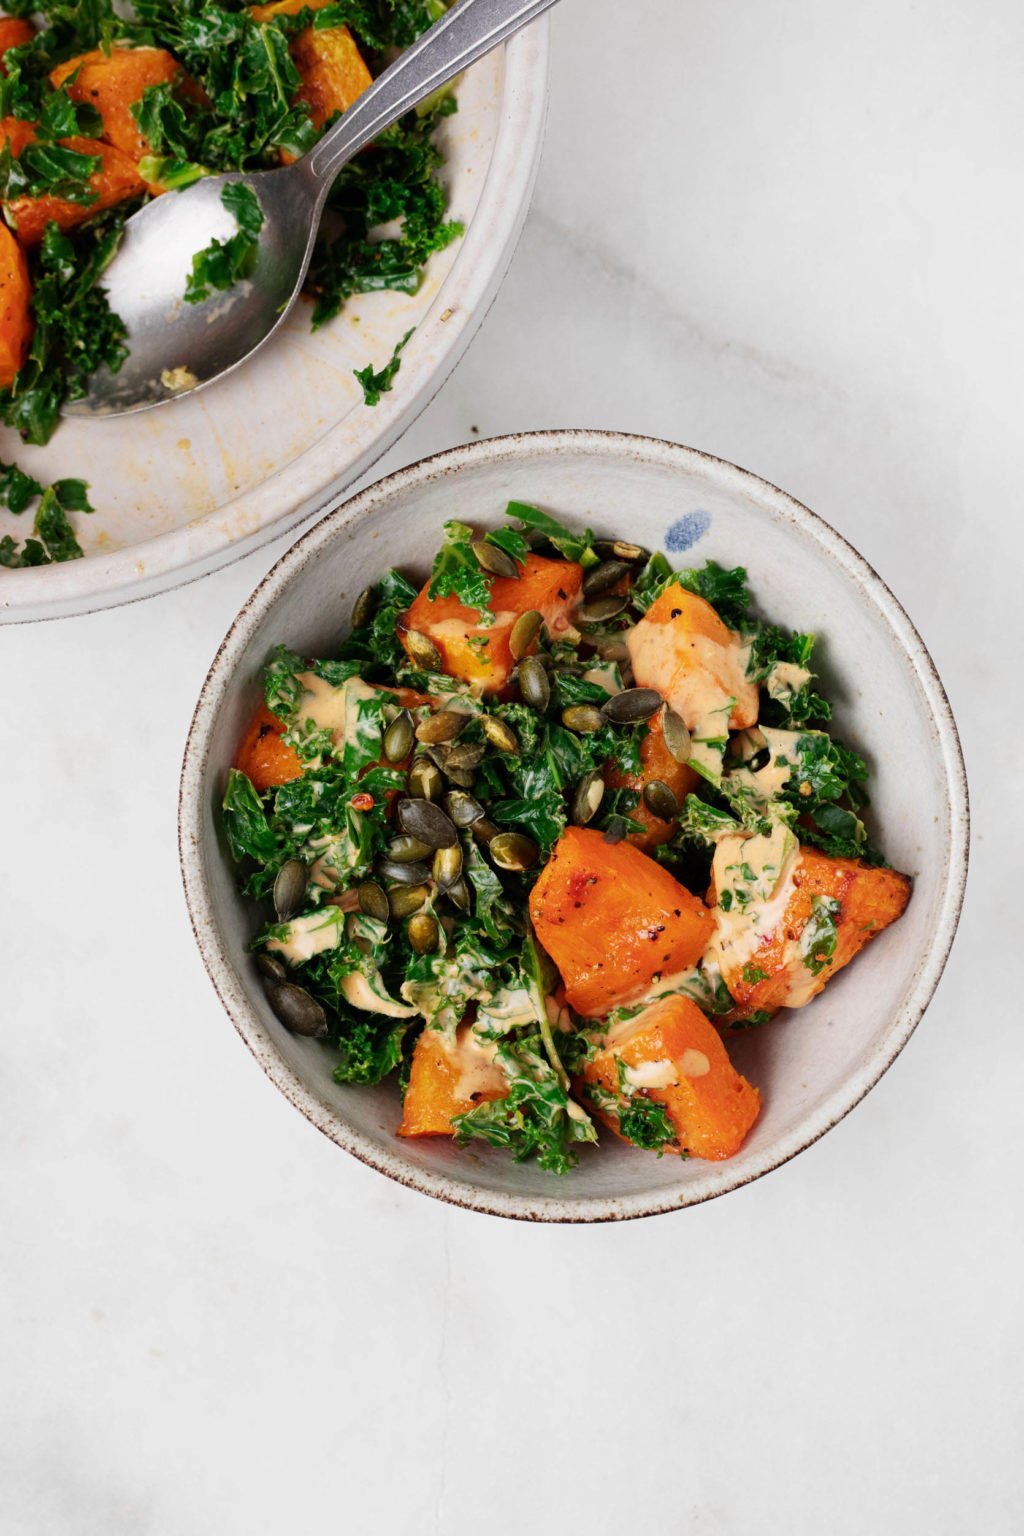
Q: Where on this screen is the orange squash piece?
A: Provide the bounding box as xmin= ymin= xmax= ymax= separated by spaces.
xmin=398 ymin=1024 xmax=508 ymax=1137
xmin=0 ymin=219 xmax=30 ymax=386
xmin=235 ymin=703 xmax=304 ymax=793
xmin=710 ymin=843 xmax=912 ymax=1012
xmin=0 ymin=18 xmax=34 ymax=70
xmin=0 ymin=115 xmax=39 ymax=160
xmin=529 ymin=826 xmax=715 ymax=1018
xmin=5 ymin=134 xmax=146 ymax=246
xmin=627 ymin=582 xmax=758 ymax=732
xmin=606 ymin=709 xmax=700 ymax=851
xmin=400 ymin=553 xmax=584 ymax=695
xmin=583 ymin=994 xmax=760 ymax=1160
xmin=251 ymin=0 xmax=372 ymax=133
xmin=50 ymin=47 xmax=182 ymax=160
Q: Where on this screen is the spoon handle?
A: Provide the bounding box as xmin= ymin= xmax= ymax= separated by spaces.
xmin=306 ymin=0 xmax=559 ymax=190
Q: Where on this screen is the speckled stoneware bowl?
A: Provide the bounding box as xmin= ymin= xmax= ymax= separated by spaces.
xmin=179 ymin=430 xmax=969 ymax=1221
xmin=1 ymin=26 xmax=547 ymax=624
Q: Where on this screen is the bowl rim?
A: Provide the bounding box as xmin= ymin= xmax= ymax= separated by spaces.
xmin=2 ymin=23 xmax=549 ymax=625
xmin=179 ymin=428 xmax=970 ymax=1222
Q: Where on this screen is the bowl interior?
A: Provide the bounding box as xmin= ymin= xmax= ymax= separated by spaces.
xmin=182 ymin=435 xmax=966 ymax=1219
xmin=3 ymin=30 xmax=547 ymax=620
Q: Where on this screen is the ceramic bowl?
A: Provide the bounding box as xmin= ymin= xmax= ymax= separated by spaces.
xmin=179 ymin=430 xmax=969 ymax=1221
xmin=1 ymin=26 xmax=548 ymax=624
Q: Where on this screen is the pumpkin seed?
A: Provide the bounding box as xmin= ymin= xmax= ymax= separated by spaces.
xmin=471 ymin=816 xmax=499 ymax=845
xmin=643 ymin=779 xmax=680 ymax=822
xmin=415 ymin=710 xmax=467 ymax=745
xmin=603 ymin=816 xmax=628 ymax=845
xmin=577 ymin=594 xmax=627 ymax=623
xmin=383 ymin=710 xmax=414 ymax=762
xmin=351 ymin=584 xmax=376 ymax=629
xmin=489 ymin=831 xmax=539 ymax=872
xmin=387 ymin=833 xmax=433 ymax=863
xmin=445 ymin=766 xmax=476 ymax=790
xmin=357 ymin=881 xmax=390 ymax=922
xmin=446 ymin=741 xmax=486 ymax=772
xmin=661 ymin=707 xmax=692 ymax=764
xmin=444 ymin=790 xmax=485 ymax=828
xmin=472 ymin=537 xmax=519 ymax=579
xmin=595 ymin=538 xmax=650 ymax=564
xmin=480 ymin=715 xmax=520 ymax=754
xmin=398 ymin=797 xmax=458 ymax=849
xmin=444 ymin=877 xmax=472 ymax=912
xmin=388 ymin=884 xmax=430 ymax=918
xmin=433 ymin=843 xmax=463 ymax=890
xmin=508 ymin=609 xmax=543 ymax=661
xmin=572 ymin=770 xmax=605 ymax=825
xmin=405 ymin=629 xmax=443 ymax=672
xmin=265 ymin=982 xmax=327 ymax=1038
xmin=379 ymin=857 xmax=432 ymax=885
xmin=408 ymin=912 xmax=440 ymax=955
xmin=583 ymin=559 xmax=631 ymax=597
xmin=518 ymin=655 xmax=551 ymax=712
xmin=596 ymin=636 xmax=630 ymax=663
xmin=256 ymin=952 xmax=286 ymax=983
xmin=561 ymin=705 xmax=606 ymax=734
xmin=408 ymin=756 xmax=444 ymax=801
xmin=602 ymin=687 xmax=663 ymax=725
xmin=272 ymin=859 xmax=307 ymax=922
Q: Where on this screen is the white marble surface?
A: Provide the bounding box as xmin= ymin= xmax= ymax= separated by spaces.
xmin=2 ymin=1 xmax=1020 ymax=1530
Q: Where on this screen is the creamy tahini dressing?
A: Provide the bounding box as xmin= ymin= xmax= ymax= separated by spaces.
xmin=294 ymin=672 xmax=378 ymax=747
xmin=726 ymin=727 xmax=803 ymax=802
xmin=766 ymin=661 xmax=812 ymax=703
xmin=624 ymin=1058 xmax=679 ymax=1089
xmin=267 ymin=908 xmax=345 ymax=965
xmin=582 ymin=661 xmax=623 ymax=696
xmin=446 ymin=1024 xmax=508 ymax=1102
xmin=627 ymin=620 xmax=755 ymax=739
xmin=309 ymin=832 xmax=360 ymax=890
xmin=704 ymin=825 xmax=799 ymax=976
xmin=341 ymin=971 xmax=415 ymax=1018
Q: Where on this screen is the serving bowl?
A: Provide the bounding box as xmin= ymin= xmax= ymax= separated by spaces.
xmin=1 ymin=26 xmax=547 ymax=624
xmin=179 ymin=430 xmax=969 ymax=1221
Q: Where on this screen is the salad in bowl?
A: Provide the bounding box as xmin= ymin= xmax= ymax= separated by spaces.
xmin=222 ymin=502 xmax=912 ymax=1176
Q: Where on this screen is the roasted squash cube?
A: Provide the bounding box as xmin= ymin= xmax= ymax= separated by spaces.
xmin=398 ymin=1025 xmax=508 ymax=1137
xmin=529 ymin=826 xmax=715 ymax=1017
xmin=583 ymin=994 xmax=760 ymax=1160
xmin=400 ymin=552 xmax=583 ymax=695
xmin=708 ymin=838 xmax=912 ymax=1011
xmin=0 ymin=222 xmax=32 ymax=388
xmin=627 ymin=582 xmax=758 ymax=733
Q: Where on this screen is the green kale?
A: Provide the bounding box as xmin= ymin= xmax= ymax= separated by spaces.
xmin=616 ymin=1094 xmax=678 ymax=1154
xmin=354 ymin=327 xmax=413 ymax=407
xmin=801 ymin=894 xmax=841 ymax=976
xmin=506 ymin=500 xmax=596 ymax=565
xmin=338 ymin=566 xmax=419 ymax=675
xmin=0 ymin=214 xmax=129 ymax=445
xmin=0 ymin=474 xmax=94 ymax=565
xmin=677 ymin=560 xmax=750 ymax=629
xmin=452 ymin=1034 xmax=596 ymax=1175
xmin=222 ymin=767 xmax=279 ymax=864
xmin=332 ymin=1011 xmax=410 ymax=1084
xmin=426 ymin=517 xmax=493 ymax=620
xmin=184 ymin=181 xmax=264 ymax=304
xmin=0 ymin=459 xmax=42 ymax=513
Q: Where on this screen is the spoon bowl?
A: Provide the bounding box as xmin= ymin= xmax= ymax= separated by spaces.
xmin=64 ymin=164 xmax=319 ymax=415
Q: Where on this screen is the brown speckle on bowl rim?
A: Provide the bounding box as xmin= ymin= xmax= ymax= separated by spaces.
xmin=178 ymin=429 xmax=969 ymax=1222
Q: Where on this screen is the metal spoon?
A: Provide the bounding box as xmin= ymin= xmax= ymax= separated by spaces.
xmin=64 ymin=0 xmax=558 ymax=418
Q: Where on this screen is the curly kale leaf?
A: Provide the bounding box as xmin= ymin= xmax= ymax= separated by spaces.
xmin=0 ymin=215 xmax=129 ymax=445
xmin=184 ymin=181 xmax=264 ymax=303
xmin=354 ymin=328 xmax=413 ymax=407
xmin=426 ymin=518 xmax=493 ymax=620
xmin=452 ymin=1035 xmax=596 ymax=1175
xmin=506 ymin=500 xmax=596 ymax=566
